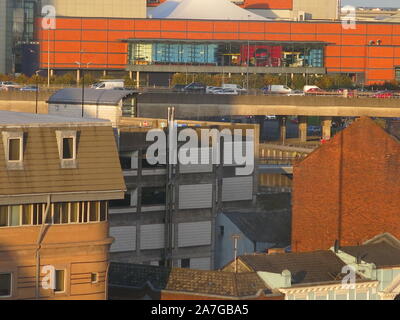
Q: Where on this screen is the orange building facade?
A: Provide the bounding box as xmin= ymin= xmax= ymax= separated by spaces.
xmin=0 ymin=111 xmax=126 ymax=300
xmin=37 ymin=17 xmax=400 ymax=85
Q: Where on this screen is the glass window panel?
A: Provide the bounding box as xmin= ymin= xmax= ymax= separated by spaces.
xmin=0 ymin=273 xmax=12 ymax=297
xmin=100 ymin=202 xmax=107 ymax=221
xmin=22 ymin=205 xmax=33 ymax=225
xmin=70 ymin=203 xmax=79 ymax=223
xmin=89 ymin=202 xmax=98 ymax=222
xmin=55 ymin=270 xmax=65 ymax=292
xmin=33 ymin=204 xmax=43 ymax=225
xmin=53 ymin=204 xmax=61 ymax=224
xmin=62 ymin=138 xmax=74 ymax=159
xmin=10 ymin=206 xmax=21 ymax=226
xmin=61 ymin=203 xmax=68 ymax=224
xmin=0 ymin=206 xmax=8 ymax=227
xmin=8 ymin=139 xmax=21 ymax=161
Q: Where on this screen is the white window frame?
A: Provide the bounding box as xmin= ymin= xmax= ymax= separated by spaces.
xmin=2 ymin=131 xmax=24 ymax=170
xmin=55 ymin=130 xmax=78 ymax=169
xmin=54 ymin=269 xmax=66 ymax=294
xmin=0 ymin=272 xmax=13 ymax=298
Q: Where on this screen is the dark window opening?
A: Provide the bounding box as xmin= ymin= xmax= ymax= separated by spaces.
xmin=55 ymin=270 xmax=65 ymax=292
xmin=181 ymin=259 xmax=190 ymax=269
xmin=141 ymin=187 xmax=166 ymax=206
xmin=109 ymin=193 xmax=131 ymax=208
xmin=62 ymin=138 xmax=74 ymax=159
xmin=8 ymin=138 xmax=21 ymax=161
xmin=0 ymin=206 xmax=8 ymax=227
xmin=119 ymin=156 xmax=132 ymax=170
xmin=0 ymin=273 xmax=12 ymax=297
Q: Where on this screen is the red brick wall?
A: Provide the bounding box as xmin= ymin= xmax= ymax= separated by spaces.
xmin=292 ymin=117 xmax=400 ymax=252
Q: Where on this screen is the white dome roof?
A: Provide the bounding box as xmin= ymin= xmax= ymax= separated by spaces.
xmin=149 ymin=0 xmax=268 ymax=21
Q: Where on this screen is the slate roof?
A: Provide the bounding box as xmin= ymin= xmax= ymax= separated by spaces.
xmin=341 ymin=242 xmax=400 ymax=268
xmin=239 ymin=251 xmax=350 ymax=285
xmin=48 ymin=88 xmax=136 ymax=106
xmin=0 ymin=112 xmax=125 ymax=197
xmin=224 ymin=209 xmax=291 ymax=245
xmin=109 ymin=262 xmax=273 ymax=298
xmin=150 ymin=0 xmax=268 ymax=20
xmin=0 ymin=110 xmax=108 ymax=126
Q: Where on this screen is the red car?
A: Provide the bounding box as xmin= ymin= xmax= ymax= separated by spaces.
xmin=372 ymin=91 xmax=394 ymax=98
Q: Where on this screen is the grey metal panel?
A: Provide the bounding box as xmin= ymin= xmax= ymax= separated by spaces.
xmin=110 ymin=226 xmax=136 ymax=252
xmin=190 ymin=257 xmax=211 ymax=270
xmin=179 ymin=184 xmax=212 ymax=209
xmin=48 ymin=88 xmax=136 ymax=105
xmin=179 ymin=147 xmax=213 ymax=174
xmin=140 ymin=224 xmax=165 ymax=250
xmin=222 ymin=176 xmax=253 ymax=201
xmin=178 ymin=221 xmax=212 ymax=247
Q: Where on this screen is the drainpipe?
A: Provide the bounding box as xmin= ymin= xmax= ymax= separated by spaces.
xmin=35 ymin=195 xmax=51 ymax=300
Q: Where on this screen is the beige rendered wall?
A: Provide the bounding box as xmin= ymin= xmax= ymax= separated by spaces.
xmin=293 ymin=0 xmax=339 ymax=20
xmin=41 ymin=0 xmax=146 ymax=18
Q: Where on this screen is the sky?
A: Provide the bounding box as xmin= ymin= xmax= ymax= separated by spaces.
xmin=342 ymin=0 xmax=400 ymax=8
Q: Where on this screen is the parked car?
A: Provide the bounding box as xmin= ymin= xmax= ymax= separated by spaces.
xmin=222 ymin=83 xmax=247 ymax=93
xmin=172 ymin=84 xmax=187 ymax=92
xmin=213 ymin=88 xmax=239 ymax=95
xmin=263 ymin=85 xmax=293 ymax=95
xmin=183 ymin=82 xmax=206 ymax=93
xmin=206 ymin=86 xmax=221 ymax=94
xmin=20 ymin=85 xmax=39 ymax=92
xmin=286 ymin=90 xmax=305 ymax=96
xmin=372 ymin=91 xmax=394 ymax=99
xmin=303 ymin=85 xmax=322 ymax=93
xmin=91 ymin=79 xmax=125 ymax=89
xmin=0 ymin=81 xmax=20 ymax=91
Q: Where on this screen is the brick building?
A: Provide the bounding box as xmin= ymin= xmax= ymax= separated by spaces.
xmin=292 ymin=117 xmax=400 ymax=252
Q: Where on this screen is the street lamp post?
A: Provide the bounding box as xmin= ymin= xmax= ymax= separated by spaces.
xmin=35 ymin=70 xmax=40 ymax=114
xmin=246 ymin=15 xmax=251 ymax=93
xmin=75 ymin=61 xmax=91 ymax=118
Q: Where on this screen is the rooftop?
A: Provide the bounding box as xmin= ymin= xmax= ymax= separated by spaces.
xmin=0 ymin=110 xmax=109 ymax=127
xmin=224 ymin=209 xmax=291 ymax=245
xmin=341 ymin=242 xmax=400 ymax=268
xmin=109 ymin=262 xmax=274 ymax=298
xmin=48 ymin=88 xmax=136 ymax=106
xmin=238 ymin=250 xmax=351 ymax=285
xmin=149 ymin=0 xmax=268 ymax=20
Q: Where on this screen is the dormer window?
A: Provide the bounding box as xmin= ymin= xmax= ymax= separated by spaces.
xmin=56 ymin=131 xmax=78 ymax=168
xmin=8 ymin=138 xmax=22 ymax=161
xmin=2 ymin=131 xmax=24 ymax=170
xmin=62 ymin=137 xmax=74 ymax=160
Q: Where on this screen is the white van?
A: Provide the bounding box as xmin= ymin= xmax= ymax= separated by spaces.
xmin=91 ymin=79 xmax=125 ymax=90
xmin=303 ymin=85 xmax=322 ymax=93
xmin=263 ymin=85 xmax=293 ymax=94
xmin=222 ymin=84 xmax=246 ymax=93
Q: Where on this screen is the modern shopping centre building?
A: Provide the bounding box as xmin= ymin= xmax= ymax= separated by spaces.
xmin=2 ymin=0 xmax=400 ymax=85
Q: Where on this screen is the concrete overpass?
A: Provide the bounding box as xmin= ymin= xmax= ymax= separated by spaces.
xmin=137 ymin=93 xmax=400 ymax=142
xmin=137 ymin=93 xmax=400 ymax=119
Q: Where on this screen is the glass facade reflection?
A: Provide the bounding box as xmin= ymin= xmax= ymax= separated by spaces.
xmin=128 ymin=41 xmax=324 ymax=68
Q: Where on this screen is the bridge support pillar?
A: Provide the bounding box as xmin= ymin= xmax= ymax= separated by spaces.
xmin=278 ymin=116 xmax=287 ymax=145
xmin=321 ymin=116 xmax=333 ymax=140
xmin=298 ymin=116 xmax=308 ymax=143
xmin=136 ymin=71 xmax=140 ymax=89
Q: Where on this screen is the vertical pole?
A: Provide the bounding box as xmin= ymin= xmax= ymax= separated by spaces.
xmin=47 ymin=29 xmax=50 ymax=88
xmin=81 ymin=67 xmax=85 ymax=117
xmin=232 ymin=235 xmax=240 ymax=273
xmin=35 ymin=76 xmax=38 ymax=114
